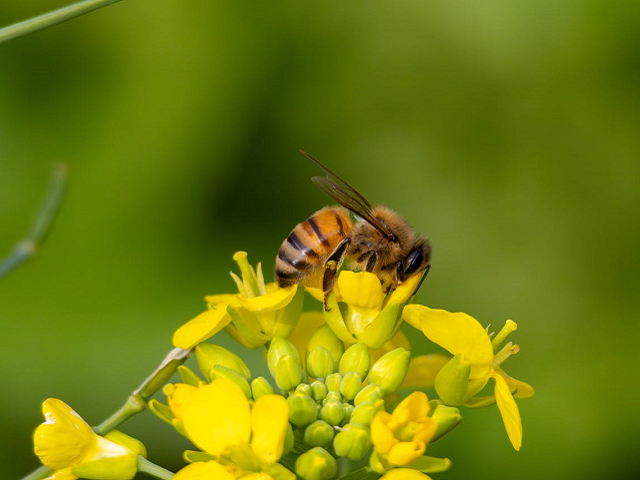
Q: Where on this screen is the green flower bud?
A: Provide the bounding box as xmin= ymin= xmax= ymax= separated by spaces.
xmin=321 ymin=399 xmax=346 ymax=426
xmin=325 ymin=373 xmax=342 ymax=393
xmin=354 ymin=384 xmax=383 ymax=406
xmin=288 ymin=393 xmax=318 ymax=427
xmin=275 ymin=354 xmax=304 ymax=391
xmin=268 ymin=337 xmax=302 ymax=379
xmin=434 ymin=353 xmax=471 ymax=406
xmin=368 ymin=347 xmax=410 ymax=396
xmin=350 ymin=398 xmax=384 ymax=426
xmin=295 ymin=447 xmax=337 ymax=480
xmin=431 ymin=404 xmax=463 ymax=441
xmin=323 ymin=391 xmax=342 ymax=405
xmin=304 ymin=420 xmax=335 ymax=447
xmin=339 ymin=343 xmax=370 ymax=379
xmin=341 ymin=404 xmax=354 ymax=426
xmin=269 ymin=463 xmax=298 ymax=480
xmin=339 ymin=372 xmax=362 ymax=401
xmin=177 ymin=365 xmax=203 ymax=386
xmin=333 ymin=423 xmax=371 ymax=461
xmin=251 ymin=376 xmax=274 ymax=400
xmin=195 ymin=343 xmax=251 ymax=381
xmin=296 ymin=383 xmax=312 ymax=396
xmin=283 ymin=423 xmax=295 ymax=455
xmin=307 ymin=347 xmax=335 ymax=379
xmin=307 ymin=325 xmax=345 ymax=366
xmin=209 ymin=365 xmax=252 ymax=399
xmin=310 ymin=380 xmax=327 ymax=402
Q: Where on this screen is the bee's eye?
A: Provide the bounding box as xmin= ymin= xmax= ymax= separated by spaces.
xmin=404 ymin=249 xmax=423 ymax=276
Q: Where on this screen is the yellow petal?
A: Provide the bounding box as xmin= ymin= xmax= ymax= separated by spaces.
xmin=401 ymin=354 xmax=450 ymax=388
xmin=43 ymin=468 xmax=77 ymax=480
xmin=251 ymin=395 xmax=289 ymax=464
xmin=165 ymin=383 xmax=198 ymax=421
xmin=497 ymin=369 xmax=535 ymax=399
xmin=387 ymin=440 xmax=426 ymax=466
xmin=371 ymin=412 xmax=397 ymax=454
xmin=380 ymin=469 xmax=432 ymax=480
xmin=386 ymin=272 xmax=423 ymax=305
xmin=338 ymin=271 xmax=384 ymax=310
xmin=392 ymin=392 xmax=430 ymax=425
xmin=183 ymin=379 xmax=252 ymax=455
xmin=493 ymin=373 xmax=523 ymax=451
xmin=173 ymin=461 xmax=236 ymax=480
xmin=403 ymin=305 xmax=493 ymax=379
xmin=205 ymin=293 xmax=240 ymax=308
xmin=34 ymin=399 xmax=96 ymax=470
xmin=239 ymin=284 xmax=297 ymax=312
xmin=172 ymin=307 xmax=232 ymax=349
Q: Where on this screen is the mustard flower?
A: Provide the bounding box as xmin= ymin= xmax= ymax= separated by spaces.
xmin=403 ymin=305 xmax=535 ymax=450
xmin=317 ymin=270 xmax=422 ymax=349
xmin=175 ymin=378 xmax=294 ymax=479
xmin=33 ymin=399 xmax=146 ymax=480
xmin=369 ymin=392 xmax=450 ymax=474
xmin=173 ymin=251 xmax=304 ymax=349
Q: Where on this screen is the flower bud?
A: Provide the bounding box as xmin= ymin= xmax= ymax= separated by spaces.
xmin=325 ymin=373 xmax=342 ymax=393
xmin=339 ymin=372 xmax=363 ymax=401
xmin=339 ymin=343 xmax=370 ymax=379
xmin=307 ymin=347 xmax=335 ymax=379
xmin=307 ymin=325 xmax=345 ymax=365
xmin=288 ymin=393 xmax=318 ymax=427
xmin=283 ymin=423 xmax=295 ymax=455
xmin=195 ymin=343 xmax=251 ymax=381
xmin=350 ymin=398 xmax=384 ymax=426
xmin=354 ymin=384 xmax=383 ymax=406
xmin=368 ymin=348 xmax=411 ymax=396
xmin=268 ymin=337 xmax=302 ymax=378
xmin=310 ymin=381 xmax=327 ymax=402
xmin=321 ymin=399 xmax=346 ymax=426
xmin=296 ymin=383 xmax=312 ymax=396
xmin=434 ymin=353 xmax=470 ymax=406
xmin=323 ymin=391 xmax=342 ymax=405
xmin=333 ymin=423 xmax=371 ymax=461
xmin=431 ymin=405 xmax=463 ymax=441
xmin=304 ymin=420 xmax=335 ymax=447
xmin=295 ymin=447 xmax=337 ymax=480
xmin=275 ymin=354 xmax=304 ymax=391
xmin=208 ymin=365 xmax=252 ymax=399
xmin=251 ymin=377 xmax=274 ymax=400
xmin=341 ymin=404 xmax=354 ymax=425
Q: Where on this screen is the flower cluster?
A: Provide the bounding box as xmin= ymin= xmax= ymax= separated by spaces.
xmin=27 ymin=251 xmax=533 ymax=480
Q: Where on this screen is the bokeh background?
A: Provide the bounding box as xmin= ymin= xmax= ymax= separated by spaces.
xmin=1 ymin=0 xmax=639 ymax=478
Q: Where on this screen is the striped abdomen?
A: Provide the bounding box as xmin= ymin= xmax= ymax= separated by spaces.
xmin=275 ymin=206 xmax=353 ymax=287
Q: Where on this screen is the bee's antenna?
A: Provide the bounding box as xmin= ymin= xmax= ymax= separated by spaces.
xmin=412 ymin=265 xmax=431 ymax=297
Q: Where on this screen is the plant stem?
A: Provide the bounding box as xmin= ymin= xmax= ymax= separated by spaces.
xmin=137 ymin=456 xmax=175 ymax=480
xmin=19 ymin=466 xmax=52 ymax=480
xmin=94 ymin=394 xmax=147 ymax=435
xmin=0 ymin=164 xmax=67 ymax=281
xmin=0 ymin=0 xmax=124 ymax=44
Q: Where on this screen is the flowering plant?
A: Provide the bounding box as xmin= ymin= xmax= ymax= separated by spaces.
xmin=22 ymin=251 xmax=533 ymax=480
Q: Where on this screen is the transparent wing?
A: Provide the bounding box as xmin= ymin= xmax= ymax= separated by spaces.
xmin=300 ymin=150 xmax=393 ymax=238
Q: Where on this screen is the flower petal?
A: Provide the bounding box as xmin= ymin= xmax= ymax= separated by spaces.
xmin=183 ymin=379 xmax=252 ymax=455
xmin=172 ymin=307 xmax=232 ymax=349
xmin=493 ymin=373 xmax=523 ymax=451
xmin=239 ymin=284 xmax=298 ymax=312
xmin=403 ymin=305 xmax=493 ymax=379
xmin=371 ymin=412 xmax=397 ymax=454
xmin=251 ymin=394 xmax=289 ymax=464
xmin=338 ymin=271 xmax=384 ymax=310
xmin=386 ymin=272 xmax=423 ymax=306
xmin=392 ymin=392 xmax=430 ymax=426
xmin=387 ymin=441 xmax=426 ymax=466
xmin=401 ymin=354 xmax=450 ymax=388
xmin=173 ymin=461 xmax=236 ymax=480
xmin=34 ymin=399 xmax=96 ymax=470
xmin=497 ymin=369 xmax=535 ymax=399
xmin=380 ymin=468 xmax=432 ymax=480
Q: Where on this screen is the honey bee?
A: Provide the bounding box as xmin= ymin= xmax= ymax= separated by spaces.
xmin=275 ymin=151 xmax=431 ymax=310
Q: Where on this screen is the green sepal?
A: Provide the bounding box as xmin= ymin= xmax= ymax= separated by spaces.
xmin=307 ymin=324 xmax=345 ymax=366
xmin=323 ymin=291 xmax=357 ymax=344
xmin=339 ymin=343 xmax=371 ymax=379
xmin=226 ymin=304 xmax=269 ymax=348
xmin=354 ymin=384 xmax=383 ymax=406
xmin=72 ymin=455 xmax=138 ymax=480
xmin=251 ymin=376 xmax=275 ymax=400
xmin=209 ymin=365 xmax=252 ymax=398
xmin=434 ymin=353 xmax=471 ymax=406
xmin=268 ymin=462 xmax=297 ymax=480
xmin=307 ymin=346 xmax=335 ymax=379
xmin=177 ymin=365 xmax=203 ymax=386
xmin=464 ymin=394 xmax=497 ymax=408
xmin=358 ymin=302 xmax=400 ymax=349
xmin=368 ymin=347 xmax=410 ymax=395
xmin=406 ymin=455 xmax=452 ymax=473
xmin=275 ymin=354 xmax=304 ymax=391
xmin=431 ymin=405 xmax=463 ymax=441
xmin=104 ymin=431 xmax=146 ymax=457
xmin=268 ymin=337 xmax=302 ymax=378
xmin=340 ymin=372 xmax=363 ymax=401
xmin=427 ymin=399 xmax=440 ymax=416
xmin=147 ymin=399 xmax=174 ymax=425
xmin=350 ymin=399 xmax=384 ymax=426
xmin=183 ymin=450 xmax=216 ymax=463
xmin=196 ymin=342 xmax=251 ymax=381
xmin=333 ymin=423 xmax=371 ymax=461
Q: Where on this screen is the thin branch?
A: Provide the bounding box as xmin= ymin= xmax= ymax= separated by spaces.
xmin=0 ymin=163 xmax=67 ymax=281
xmin=0 ymin=0 xmax=124 ymax=44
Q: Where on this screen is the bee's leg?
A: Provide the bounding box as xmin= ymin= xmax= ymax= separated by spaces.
xmin=322 ymin=237 xmax=351 ymax=311
xmin=365 ymin=251 xmax=377 ymax=272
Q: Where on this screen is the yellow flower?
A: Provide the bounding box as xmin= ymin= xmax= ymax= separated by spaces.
xmin=177 ymin=378 xmax=293 ymax=479
xmin=403 ymin=305 xmax=535 ymax=450
xmin=320 ymin=271 xmax=422 ymax=349
xmin=33 ymin=399 xmax=146 ymax=480
xmin=370 ymin=392 xmax=437 ymax=470
xmin=380 ymin=469 xmax=432 ymax=480
xmin=173 ymin=251 xmax=304 ymax=349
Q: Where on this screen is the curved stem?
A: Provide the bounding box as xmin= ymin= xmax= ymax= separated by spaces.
xmin=0 ymin=0 xmax=124 ymax=44
xmin=137 ymin=457 xmax=175 ymax=480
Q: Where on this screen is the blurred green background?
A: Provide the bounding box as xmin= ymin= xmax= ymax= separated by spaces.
xmin=1 ymin=0 xmax=639 ymax=478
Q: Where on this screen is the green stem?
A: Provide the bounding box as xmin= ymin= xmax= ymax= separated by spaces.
xmin=137 ymin=456 xmax=175 ymax=480
xmin=19 ymin=465 xmax=52 ymax=480
xmin=94 ymin=394 xmax=147 ymax=435
xmin=0 ymin=0 xmax=124 ymax=44
xmin=0 ymin=164 xmax=67 ymax=281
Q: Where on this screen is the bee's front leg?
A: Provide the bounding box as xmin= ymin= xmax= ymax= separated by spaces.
xmin=322 ymin=237 xmax=351 ymax=311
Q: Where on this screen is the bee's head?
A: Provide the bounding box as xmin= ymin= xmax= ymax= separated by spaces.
xmin=404 ymin=239 xmax=431 ymax=277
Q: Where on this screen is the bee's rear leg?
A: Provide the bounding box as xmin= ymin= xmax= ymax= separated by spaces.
xmin=322 ymin=237 xmax=351 ymax=311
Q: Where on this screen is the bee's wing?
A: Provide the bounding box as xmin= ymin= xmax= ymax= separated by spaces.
xmin=301 ymin=150 xmax=393 ymax=239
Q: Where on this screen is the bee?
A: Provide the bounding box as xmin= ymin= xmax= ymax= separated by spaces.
xmin=275 ymin=150 xmax=431 ymax=310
